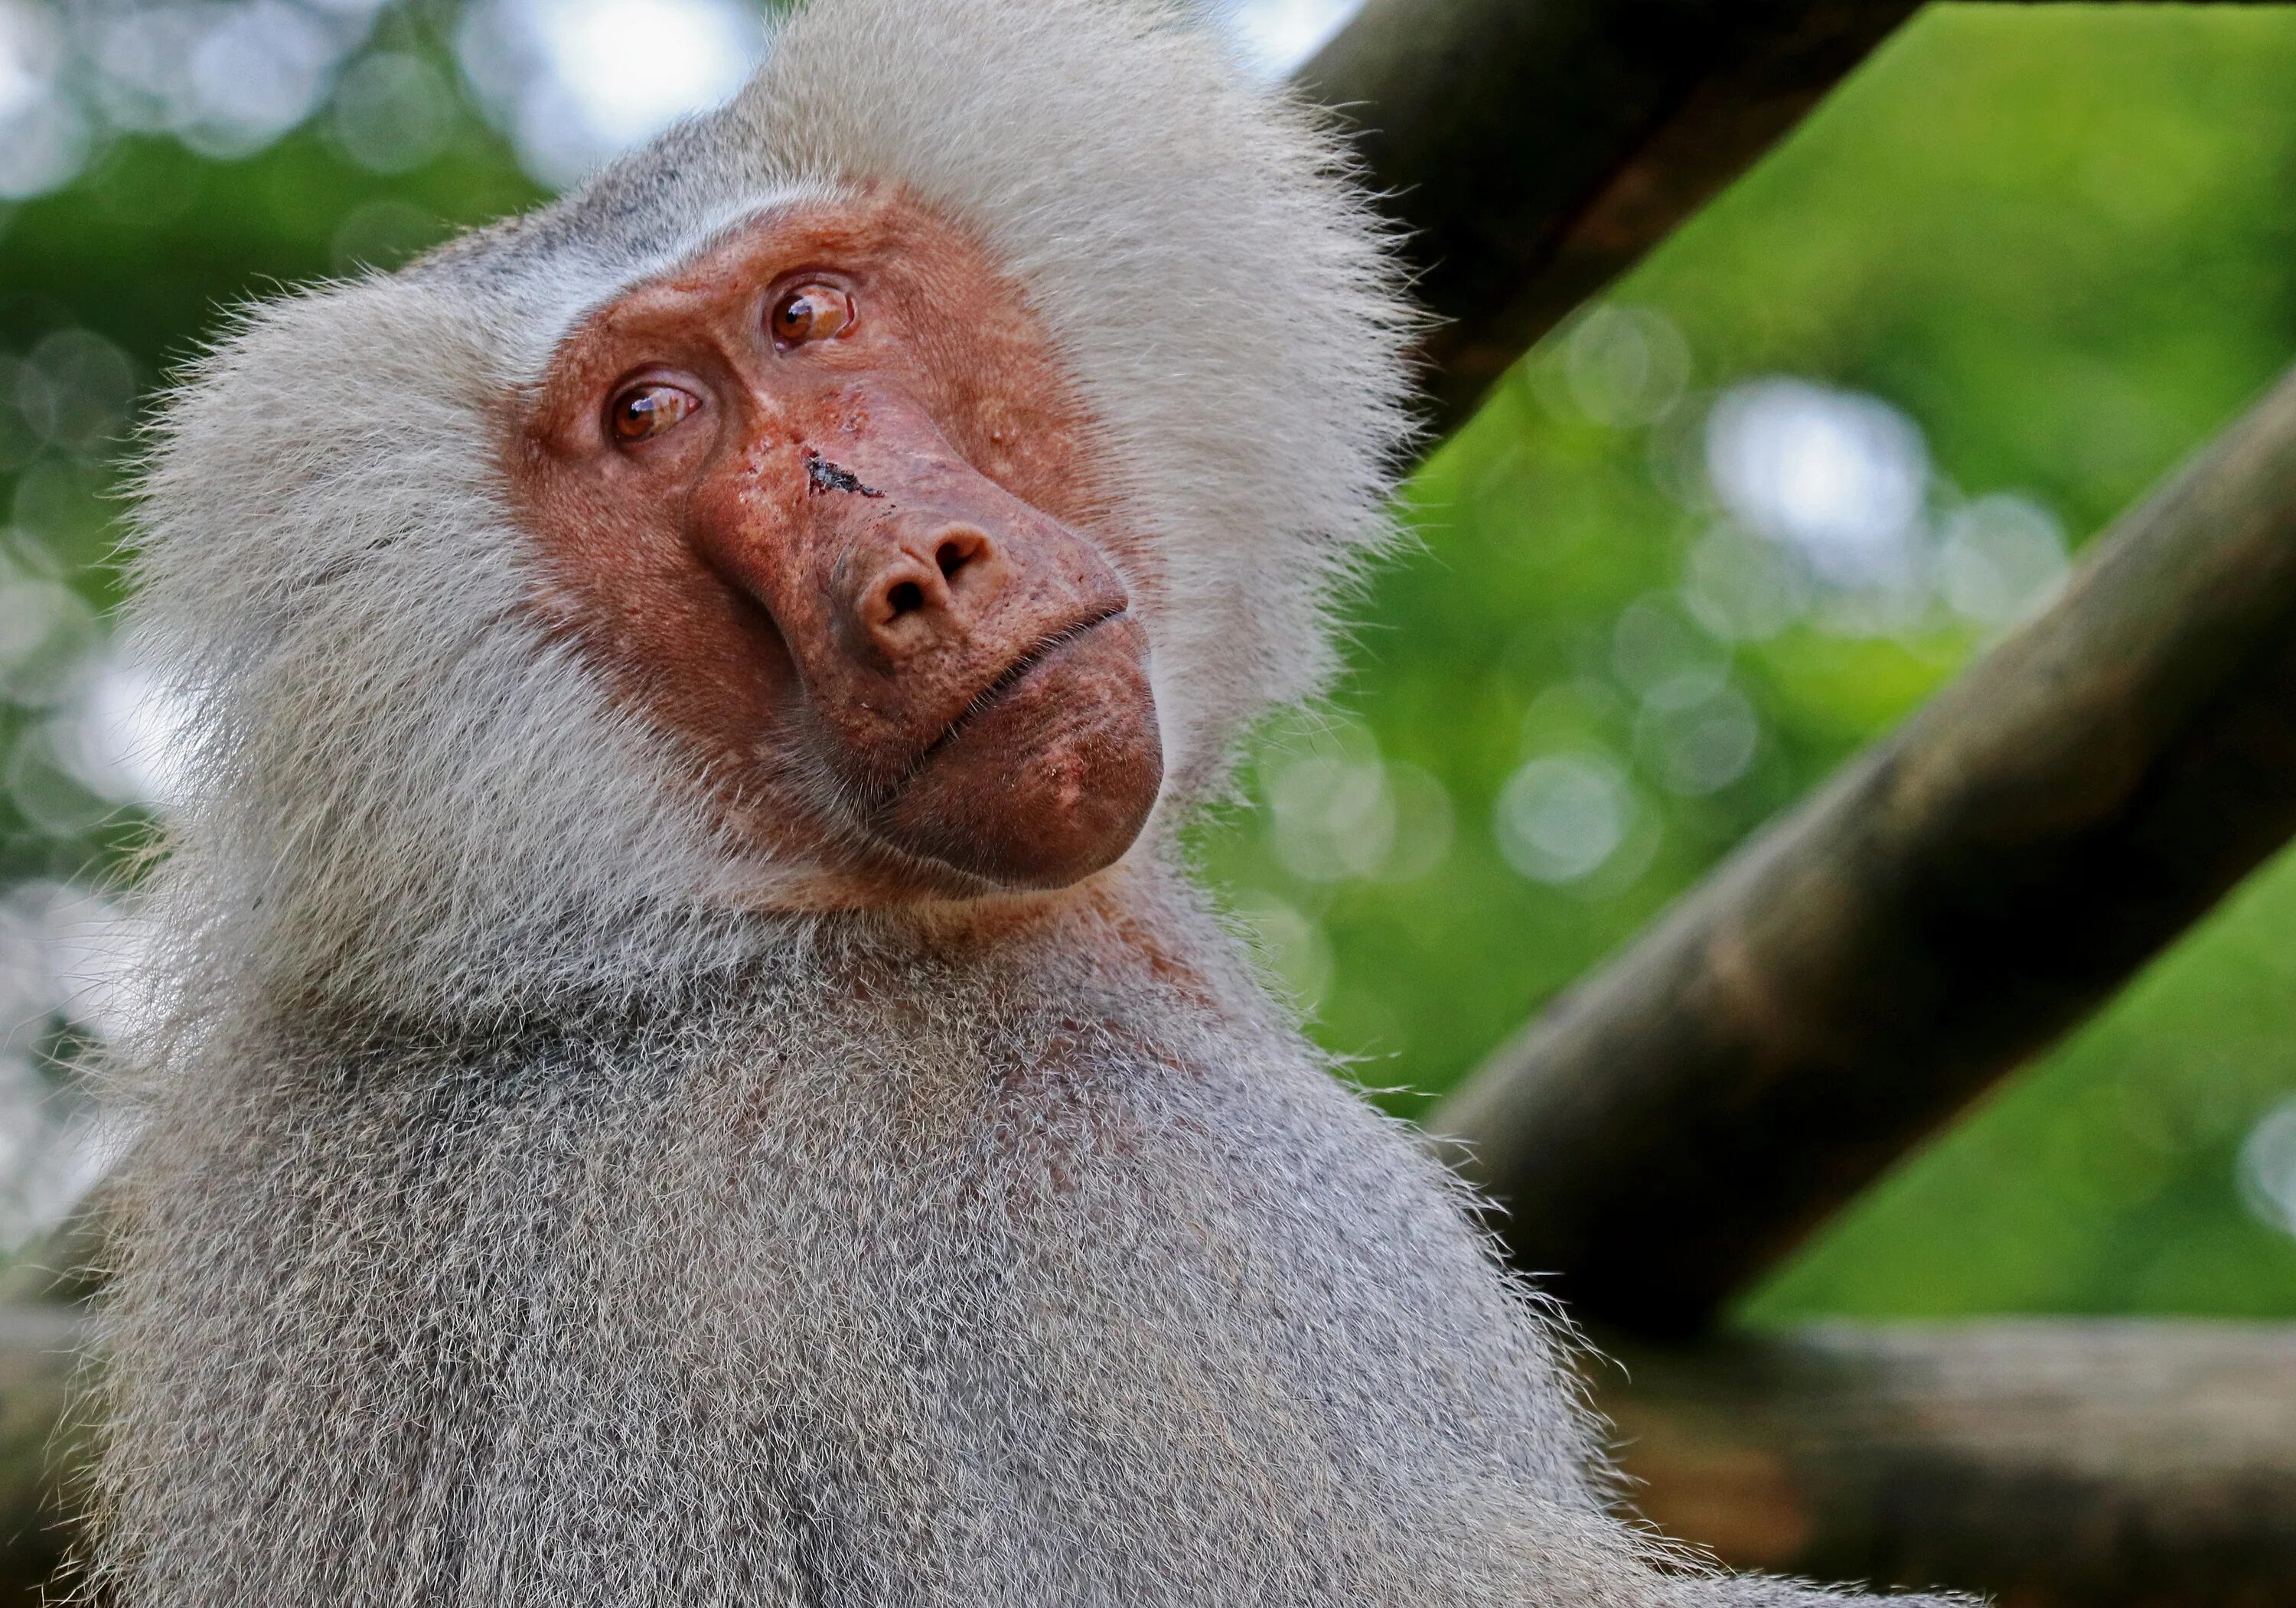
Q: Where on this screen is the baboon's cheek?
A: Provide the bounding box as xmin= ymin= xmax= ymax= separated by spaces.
xmin=877 ymin=616 xmax=1160 ymax=889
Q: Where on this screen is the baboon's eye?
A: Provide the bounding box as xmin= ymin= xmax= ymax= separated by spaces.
xmin=771 ymin=283 xmax=856 ymax=347
xmin=608 ymin=382 xmax=700 ymax=444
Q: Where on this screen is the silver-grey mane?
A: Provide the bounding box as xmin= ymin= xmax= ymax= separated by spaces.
xmin=86 ymin=2 xmax=1971 ymax=1603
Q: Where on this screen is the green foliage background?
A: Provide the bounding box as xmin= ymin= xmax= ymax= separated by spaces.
xmin=4 ymin=3 xmax=2295 ymax=1320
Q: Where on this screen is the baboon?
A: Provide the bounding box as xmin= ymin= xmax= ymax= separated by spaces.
xmin=88 ymin=1 xmax=1970 ymax=1603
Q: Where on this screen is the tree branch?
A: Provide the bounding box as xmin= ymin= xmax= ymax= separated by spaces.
xmin=1429 ymin=360 xmax=2296 ymax=1336
xmin=1600 ymin=1320 xmax=2296 ymax=1605
xmin=1295 ymin=0 xmax=2283 ymax=435
xmin=1296 ymin=0 xmax=1921 ymax=431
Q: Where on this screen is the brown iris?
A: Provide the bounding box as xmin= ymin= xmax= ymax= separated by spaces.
xmin=771 ymin=283 xmax=856 ymax=347
xmin=609 ymin=382 xmax=699 ymax=444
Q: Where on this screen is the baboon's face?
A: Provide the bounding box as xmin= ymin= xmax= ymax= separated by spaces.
xmin=508 ymin=190 xmax=1163 ymax=904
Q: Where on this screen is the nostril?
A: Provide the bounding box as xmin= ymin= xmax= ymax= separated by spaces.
xmin=869 ymin=531 xmax=996 ymax=640
xmin=935 ymin=529 xmax=990 ymax=583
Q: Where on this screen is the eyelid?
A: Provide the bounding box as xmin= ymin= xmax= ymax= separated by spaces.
xmin=766 ymin=267 xmax=855 ymax=302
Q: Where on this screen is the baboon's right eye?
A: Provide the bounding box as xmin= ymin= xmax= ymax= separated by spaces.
xmin=608 ymin=381 xmax=700 ymax=445
xmin=771 ymin=284 xmax=857 ymax=348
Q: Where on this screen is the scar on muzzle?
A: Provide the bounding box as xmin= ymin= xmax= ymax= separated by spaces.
xmin=806 ymin=452 xmax=884 ymax=498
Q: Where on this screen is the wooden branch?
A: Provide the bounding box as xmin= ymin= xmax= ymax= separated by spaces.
xmin=1429 ymin=360 xmax=2296 ymax=1336
xmin=1599 ymin=1320 xmax=2296 ymax=1606
xmin=1295 ymin=0 xmax=2286 ymax=435
xmin=1295 ymin=0 xmax=1923 ymax=431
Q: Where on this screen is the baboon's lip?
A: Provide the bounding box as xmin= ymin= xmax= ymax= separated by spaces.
xmin=914 ymin=604 xmax=1131 ymax=770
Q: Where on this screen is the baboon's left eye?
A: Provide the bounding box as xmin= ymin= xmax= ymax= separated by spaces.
xmin=771 ymin=284 xmax=856 ymax=347
xmin=608 ymin=382 xmax=700 ymax=444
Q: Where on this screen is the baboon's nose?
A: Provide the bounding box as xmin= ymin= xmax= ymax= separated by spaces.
xmin=854 ymin=523 xmax=1009 ymax=664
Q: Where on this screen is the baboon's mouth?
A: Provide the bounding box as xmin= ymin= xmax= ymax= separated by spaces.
xmin=915 ymin=605 xmax=1130 ymax=768
xmin=869 ymin=605 xmax=1161 ymax=890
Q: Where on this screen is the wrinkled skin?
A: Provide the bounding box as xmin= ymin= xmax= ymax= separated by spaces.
xmin=507 ymin=191 xmax=1164 ymax=901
